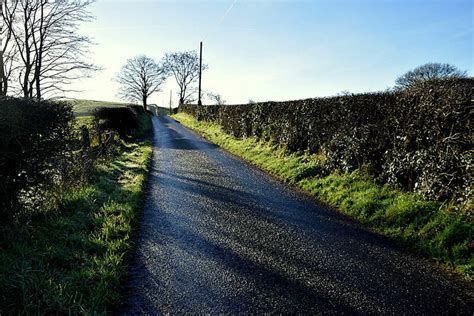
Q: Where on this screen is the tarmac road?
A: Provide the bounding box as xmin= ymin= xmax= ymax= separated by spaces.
xmin=120 ymin=116 xmax=472 ymax=314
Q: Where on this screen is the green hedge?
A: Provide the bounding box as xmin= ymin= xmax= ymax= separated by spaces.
xmin=181 ymin=78 xmax=473 ymax=204
xmin=0 ymin=98 xmax=75 ymax=221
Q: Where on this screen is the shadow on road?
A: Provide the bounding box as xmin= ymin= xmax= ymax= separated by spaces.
xmin=120 ymin=115 xmax=473 ymax=314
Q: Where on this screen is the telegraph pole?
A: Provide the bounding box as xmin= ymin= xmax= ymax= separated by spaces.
xmin=198 ymin=41 xmax=202 ymax=106
xmin=169 ymin=90 xmax=172 ymax=115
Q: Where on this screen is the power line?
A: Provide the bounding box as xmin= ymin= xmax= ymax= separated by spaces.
xmin=203 ymin=0 xmax=238 ymax=41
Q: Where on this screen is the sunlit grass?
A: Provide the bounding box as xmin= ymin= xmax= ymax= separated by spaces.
xmin=173 ymin=112 xmax=473 ymax=280
xmin=0 ymin=139 xmax=152 ymax=314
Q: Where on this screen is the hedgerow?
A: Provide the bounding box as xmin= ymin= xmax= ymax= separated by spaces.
xmin=181 ymin=78 xmax=472 ymax=205
xmin=0 ymin=98 xmax=75 ymax=222
xmin=0 ymin=98 xmax=153 ymax=313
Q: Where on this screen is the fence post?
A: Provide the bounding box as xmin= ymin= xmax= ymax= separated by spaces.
xmin=81 ymin=126 xmax=90 ymax=149
xmin=98 ymin=125 xmax=103 ymax=146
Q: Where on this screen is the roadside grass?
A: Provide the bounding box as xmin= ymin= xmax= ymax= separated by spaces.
xmin=0 ymin=117 xmax=153 ymax=313
xmin=173 ymin=112 xmax=473 ymax=280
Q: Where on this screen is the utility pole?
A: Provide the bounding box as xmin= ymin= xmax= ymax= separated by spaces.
xmin=169 ymin=90 xmax=172 ymax=115
xmin=198 ymin=41 xmax=202 ymax=106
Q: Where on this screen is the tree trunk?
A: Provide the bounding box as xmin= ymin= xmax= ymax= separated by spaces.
xmin=23 ymin=4 xmax=31 ymax=98
xmin=35 ymin=1 xmax=45 ymax=100
xmin=143 ymin=96 xmax=147 ymax=112
xmin=0 ymin=51 xmax=4 ymax=96
xmin=35 ymin=55 xmax=42 ymax=99
xmin=23 ymin=75 xmax=29 ymax=97
xmin=0 ymin=0 xmax=4 ymax=96
xmin=2 ymin=79 xmax=7 ymax=95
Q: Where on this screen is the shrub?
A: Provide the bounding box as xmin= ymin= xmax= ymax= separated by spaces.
xmin=92 ymin=105 xmax=152 ymax=140
xmin=383 ymin=78 xmax=473 ymax=202
xmin=93 ymin=106 xmax=139 ymax=139
xmin=181 ymin=78 xmax=473 ymax=203
xmin=0 ymin=98 xmax=75 ymax=221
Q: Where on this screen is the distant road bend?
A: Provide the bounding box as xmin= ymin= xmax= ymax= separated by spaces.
xmin=121 ymin=116 xmax=472 ymax=314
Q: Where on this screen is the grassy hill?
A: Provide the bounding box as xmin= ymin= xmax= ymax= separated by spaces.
xmin=70 ymin=99 xmax=131 ymax=116
xmin=71 ymin=100 xmax=173 ymax=117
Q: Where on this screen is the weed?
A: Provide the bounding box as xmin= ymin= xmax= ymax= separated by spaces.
xmin=0 ymin=140 xmax=152 ymax=314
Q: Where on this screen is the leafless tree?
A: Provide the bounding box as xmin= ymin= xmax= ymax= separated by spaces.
xmin=395 ymin=62 xmax=468 ymax=89
xmin=1 ymin=0 xmax=20 ymax=96
xmin=206 ymin=91 xmax=226 ymax=105
xmin=115 ymin=55 xmax=166 ymax=111
xmin=4 ymin=0 xmax=98 ymax=99
xmin=162 ymin=51 xmax=208 ymax=105
xmin=1 ymin=0 xmax=5 ymax=95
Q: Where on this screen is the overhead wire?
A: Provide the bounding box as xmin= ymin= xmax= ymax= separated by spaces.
xmin=203 ymin=0 xmax=238 ymax=42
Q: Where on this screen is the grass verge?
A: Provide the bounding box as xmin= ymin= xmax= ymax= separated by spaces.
xmin=173 ymin=112 xmax=473 ymax=280
xmin=0 ymin=138 xmax=152 ymax=313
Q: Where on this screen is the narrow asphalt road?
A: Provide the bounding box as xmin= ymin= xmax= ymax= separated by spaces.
xmin=121 ymin=116 xmax=472 ymax=314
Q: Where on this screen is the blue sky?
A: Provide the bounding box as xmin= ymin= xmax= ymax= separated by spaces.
xmin=72 ymin=0 xmax=473 ymax=105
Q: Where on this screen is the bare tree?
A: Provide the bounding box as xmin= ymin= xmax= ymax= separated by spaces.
xmin=162 ymin=51 xmax=208 ymax=105
xmin=206 ymin=91 xmax=226 ymax=105
xmin=10 ymin=0 xmax=37 ymax=97
xmin=0 ymin=0 xmax=4 ymax=95
xmin=1 ymin=0 xmax=20 ymax=96
xmin=395 ymin=62 xmax=468 ymax=89
xmin=5 ymin=0 xmax=98 ymax=99
xmin=116 ymin=55 xmax=166 ymax=111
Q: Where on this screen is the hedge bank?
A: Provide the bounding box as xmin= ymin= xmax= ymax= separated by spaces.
xmin=181 ymin=78 xmax=473 ymax=205
xmin=173 ymin=112 xmax=473 ymax=279
xmin=0 ymin=99 xmax=153 ymax=313
xmin=0 ymin=98 xmax=75 ymax=221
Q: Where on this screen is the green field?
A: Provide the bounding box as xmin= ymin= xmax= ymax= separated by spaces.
xmin=70 ymin=99 xmax=131 ymax=116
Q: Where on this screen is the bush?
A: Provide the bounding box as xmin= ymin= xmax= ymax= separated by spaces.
xmin=92 ymin=105 xmax=152 ymax=139
xmin=92 ymin=106 xmax=139 ymax=139
xmin=0 ymin=98 xmax=75 ymax=221
xmin=383 ymin=79 xmax=472 ymax=202
xmin=181 ymin=78 xmax=473 ymax=203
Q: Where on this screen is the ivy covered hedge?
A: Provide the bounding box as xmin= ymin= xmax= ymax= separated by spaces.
xmin=181 ymin=78 xmax=473 ymax=204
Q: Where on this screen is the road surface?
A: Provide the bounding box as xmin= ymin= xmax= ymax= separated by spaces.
xmin=121 ymin=116 xmax=472 ymax=314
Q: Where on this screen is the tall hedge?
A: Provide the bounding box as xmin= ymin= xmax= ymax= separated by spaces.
xmin=93 ymin=106 xmax=139 ymax=139
xmin=181 ymin=78 xmax=473 ymax=203
xmin=0 ymin=98 xmax=74 ymax=221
